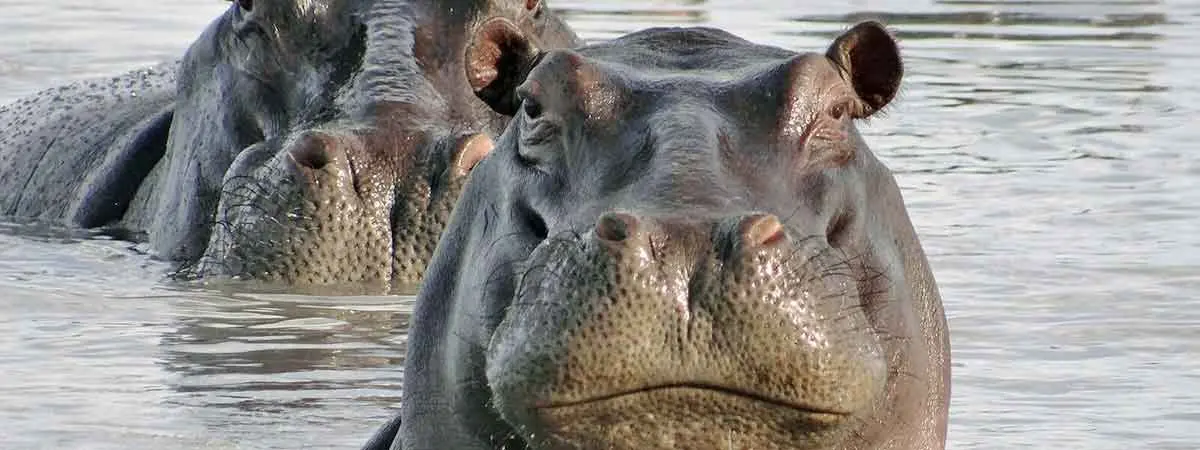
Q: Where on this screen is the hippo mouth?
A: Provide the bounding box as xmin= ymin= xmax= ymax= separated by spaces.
xmin=534 ymin=383 xmax=852 ymax=418
xmin=520 ymin=382 xmax=858 ymax=449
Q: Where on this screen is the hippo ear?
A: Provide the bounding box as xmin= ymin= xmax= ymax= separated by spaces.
xmin=466 ymin=18 xmax=543 ymax=116
xmin=825 ymin=21 xmax=903 ymax=117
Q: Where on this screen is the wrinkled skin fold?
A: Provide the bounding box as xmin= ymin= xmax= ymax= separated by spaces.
xmin=0 ymin=0 xmax=578 ymax=292
xmin=368 ymin=21 xmax=950 ymax=450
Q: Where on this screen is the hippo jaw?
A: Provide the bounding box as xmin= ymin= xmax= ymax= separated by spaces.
xmin=486 ymin=216 xmax=890 ymax=449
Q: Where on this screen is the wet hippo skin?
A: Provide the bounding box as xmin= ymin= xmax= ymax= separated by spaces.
xmin=366 ymin=20 xmax=950 ymax=450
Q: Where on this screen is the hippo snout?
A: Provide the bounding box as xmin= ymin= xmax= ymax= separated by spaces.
xmin=282 ymin=130 xmax=363 ymax=192
xmin=200 ymin=126 xmax=493 ymax=288
xmin=487 ymin=212 xmax=887 ymax=448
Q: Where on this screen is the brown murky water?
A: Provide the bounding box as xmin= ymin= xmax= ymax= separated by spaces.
xmin=0 ymin=0 xmax=1197 ymax=448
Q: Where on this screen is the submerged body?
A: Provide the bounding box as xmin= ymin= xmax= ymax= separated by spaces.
xmin=0 ymin=0 xmax=578 ymax=291
xmin=370 ymin=21 xmax=949 ymax=450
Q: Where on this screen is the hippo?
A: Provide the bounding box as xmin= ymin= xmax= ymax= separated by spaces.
xmin=365 ymin=21 xmax=950 ymax=450
xmin=0 ymin=0 xmax=578 ymax=291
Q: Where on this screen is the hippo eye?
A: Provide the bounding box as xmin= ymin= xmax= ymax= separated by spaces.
xmin=829 ymin=100 xmax=851 ymax=120
xmin=515 ymin=88 xmax=559 ymax=152
xmin=828 ymin=99 xmax=864 ymax=122
xmin=830 ymin=105 xmax=844 ymax=120
xmin=522 ymin=96 xmax=543 ymax=119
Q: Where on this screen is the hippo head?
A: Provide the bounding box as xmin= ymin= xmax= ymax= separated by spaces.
xmin=145 ymin=0 xmax=577 ymax=290
xmin=397 ymin=23 xmax=949 ymax=449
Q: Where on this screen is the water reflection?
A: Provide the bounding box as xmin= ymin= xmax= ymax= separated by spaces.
xmin=937 ymin=0 xmax=1161 ymax=6
xmin=794 ymin=10 xmax=1167 ymax=26
xmin=155 ymin=291 xmax=408 ymax=436
xmin=775 ymin=0 xmax=1173 ymax=177
xmin=554 ymin=0 xmax=710 ymax=40
xmin=786 ymin=9 xmax=1168 ymax=60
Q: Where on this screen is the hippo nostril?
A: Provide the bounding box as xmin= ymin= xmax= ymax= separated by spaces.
xmin=739 ymin=214 xmax=786 ymax=248
xmin=827 ymin=213 xmax=852 ymax=248
xmin=289 ymin=137 xmax=332 ymax=171
xmin=596 ymin=212 xmax=637 ymax=242
xmin=452 ymin=133 xmax=494 ymax=177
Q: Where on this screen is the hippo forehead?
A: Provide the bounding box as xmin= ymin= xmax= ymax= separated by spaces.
xmin=244 ymin=0 xmax=351 ymax=41
xmin=525 ymin=27 xmax=850 ymax=129
xmin=258 ymin=0 xmax=338 ymax=19
xmin=575 ymin=27 xmax=799 ymax=76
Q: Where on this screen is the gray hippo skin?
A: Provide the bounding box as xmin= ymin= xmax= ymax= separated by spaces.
xmin=0 ymin=0 xmax=578 ymax=290
xmin=369 ymin=21 xmax=950 ymax=450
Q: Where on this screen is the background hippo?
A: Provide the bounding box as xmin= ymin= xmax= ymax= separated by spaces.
xmin=0 ymin=0 xmax=577 ymax=291
xmin=372 ymin=21 xmax=950 ymax=449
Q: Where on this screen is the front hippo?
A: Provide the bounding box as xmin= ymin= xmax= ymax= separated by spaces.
xmin=0 ymin=0 xmax=578 ymax=292
xmin=380 ymin=21 xmax=950 ymax=449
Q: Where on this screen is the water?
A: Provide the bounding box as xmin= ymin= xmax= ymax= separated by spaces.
xmin=0 ymin=0 xmax=1196 ymax=448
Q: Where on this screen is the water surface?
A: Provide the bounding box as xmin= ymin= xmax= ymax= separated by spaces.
xmin=0 ymin=0 xmax=1197 ymax=448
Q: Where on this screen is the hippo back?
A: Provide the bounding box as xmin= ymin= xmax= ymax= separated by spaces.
xmin=0 ymin=63 xmax=176 ymax=228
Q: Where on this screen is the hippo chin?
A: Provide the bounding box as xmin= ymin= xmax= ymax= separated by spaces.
xmin=369 ymin=21 xmax=950 ymax=449
xmin=0 ymin=0 xmax=578 ymax=291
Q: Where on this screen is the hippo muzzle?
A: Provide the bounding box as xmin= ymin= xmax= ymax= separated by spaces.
xmin=199 ymin=122 xmax=490 ymax=288
xmin=488 ymin=212 xmax=888 ymax=448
